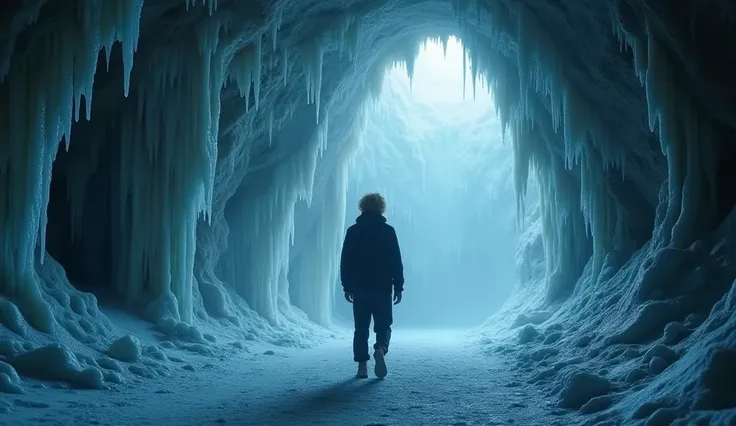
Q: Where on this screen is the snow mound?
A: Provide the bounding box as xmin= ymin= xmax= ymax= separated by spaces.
xmin=574 ymin=335 xmax=594 ymax=348
xmin=145 ymin=293 xmax=215 ymax=347
xmin=103 ymin=371 xmax=124 ymax=384
xmin=607 ymin=299 xmax=685 ymax=345
xmin=518 ymin=325 xmax=540 ymax=344
xmin=96 ymin=357 xmax=123 ymax=372
xmin=694 ymin=348 xmax=736 ymax=410
xmin=648 ymin=356 xmax=670 ymax=375
xmin=662 ymin=321 xmax=690 ymax=345
xmin=0 ymin=340 xmax=25 ymax=358
xmin=579 ymin=395 xmax=612 ymax=414
xmin=143 ymin=344 xmax=168 ymax=361
xmin=0 ymin=361 xmax=22 ymax=394
xmin=642 ymin=345 xmax=678 ymax=364
xmin=155 ymin=318 xmax=209 ymax=345
xmin=106 ymin=335 xmax=181 ymax=369
xmin=0 ymin=373 xmax=22 ymax=394
xmin=557 ymin=371 xmax=611 ymax=410
xmin=106 ymin=335 xmax=142 ymax=362
xmin=37 ymin=254 xmax=115 ymax=343
xmin=0 ymin=299 xmax=29 ymax=337
xmin=625 ymin=368 xmax=647 ymax=383
xmin=513 ymin=311 xmax=552 ymax=328
xmin=8 ymin=344 xmax=107 ymax=389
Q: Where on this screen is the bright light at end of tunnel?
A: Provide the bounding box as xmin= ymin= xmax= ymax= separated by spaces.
xmin=388 ymin=37 xmax=494 ymax=110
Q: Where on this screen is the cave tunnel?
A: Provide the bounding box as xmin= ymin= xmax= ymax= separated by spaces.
xmin=324 ymin=37 xmax=520 ymax=329
xmin=2 ymin=0 xmax=736 ymax=425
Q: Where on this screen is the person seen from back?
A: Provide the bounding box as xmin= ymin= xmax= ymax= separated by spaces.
xmin=340 ymin=192 xmax=404 ymax=379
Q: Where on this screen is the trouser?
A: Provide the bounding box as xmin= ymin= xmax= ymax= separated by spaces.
xmin=353 ymin=293 xmax=393 ymax=363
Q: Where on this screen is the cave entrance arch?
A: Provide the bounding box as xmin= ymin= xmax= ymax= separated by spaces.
xmin=333 ymin=37 xmax=519 ymax=328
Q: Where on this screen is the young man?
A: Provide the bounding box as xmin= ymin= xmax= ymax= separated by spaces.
xmin=340 ymin=193 xmax=404 ymax=379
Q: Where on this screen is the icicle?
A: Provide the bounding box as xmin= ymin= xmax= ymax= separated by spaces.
xmin=104 ymin=41 xmax=113 ymax=72
xmin=268 ymin=109 xmax=274 ymax=145
xmin=301 ymin=40 xmax=325 ymax=124
xmin=119 ymin=1 xmax=144 ymax=98
xmin=338 ymin=14 xmax=353 ymax=56
xmin=100 ymin=19 xmax=227 ymax=323
xmin=0 ymin=0 xmax=147 ymax=331
xmin=230 ymin=39 xmax=265 ymax=112
xmin=344 ymin=17 xmax=361 ymax=60
xmin=470 ymin=44 xmax=478 ymax=100
xmin=282 ymin=46 xmax=289 ymax=86
xmin=272 ymin=7 xmax=282 ymax=52
xmin=254 ymin=34 xmax=263 ymax=111
xmin=630 ymin=25 xmax=719 ymax=248
xmin=314 ymin=45 xmax=324 ymax=124
xmin=462 ymin=43 xmax=467 ymax=100
xmin=221 ymin=101 xmax=342 ymax=322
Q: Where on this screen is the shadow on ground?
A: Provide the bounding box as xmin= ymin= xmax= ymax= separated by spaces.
xmin=238 ymin=377 xmax=385 ymax=425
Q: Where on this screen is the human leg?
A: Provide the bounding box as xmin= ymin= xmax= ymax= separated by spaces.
xmin=372 ymin=294 xmax=393 ymax=379
xmin=352 ymin=298 xmax=372 ymax=363
xmin=356 ymin=362 xmax=368 ymax=378
xmin=372 ymin=293 xmax=394 ymax=354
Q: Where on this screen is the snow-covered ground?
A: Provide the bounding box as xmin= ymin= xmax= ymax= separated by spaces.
xmin=1 ymin=328 xmax=570 ymax=426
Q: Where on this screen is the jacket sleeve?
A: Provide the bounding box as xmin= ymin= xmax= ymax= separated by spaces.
xmin=340 ymin=228 xmax=356 ymax=293
xmin=389 ymin=227 xmax=405 ymax=292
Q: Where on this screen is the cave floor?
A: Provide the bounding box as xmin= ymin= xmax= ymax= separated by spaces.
xmin=3 ymin=329 xmax=572 ymax=426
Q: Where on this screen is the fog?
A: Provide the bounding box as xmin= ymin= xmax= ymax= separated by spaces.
xmin=333 ymin=38 xmax=519 ymax=328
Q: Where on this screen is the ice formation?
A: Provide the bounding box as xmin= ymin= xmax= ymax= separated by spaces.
xmin=0 ymin=0 xmax=144 ymax=333
xmin=0 ymin=0 xmax=735 ymax=425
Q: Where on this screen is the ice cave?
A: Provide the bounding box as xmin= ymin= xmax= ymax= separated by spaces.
xmin=1 ymin=0 xmax=736 ymax=425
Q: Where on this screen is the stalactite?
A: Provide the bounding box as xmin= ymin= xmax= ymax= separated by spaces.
xmin=611 ymin=15 xmax=719 ymax=249
xmin=0 ymin=0 xmax=143 ymax=332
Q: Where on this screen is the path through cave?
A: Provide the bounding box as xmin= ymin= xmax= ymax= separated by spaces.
xmin=5 ymin=329 xmax=559 ymax=426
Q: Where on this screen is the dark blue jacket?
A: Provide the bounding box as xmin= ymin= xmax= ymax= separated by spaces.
xmin=340 ymin=211 xmax=404 ymax=295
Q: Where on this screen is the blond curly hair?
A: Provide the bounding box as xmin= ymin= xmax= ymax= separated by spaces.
xmin=359 ymin=193 xmax=387 ymax=214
